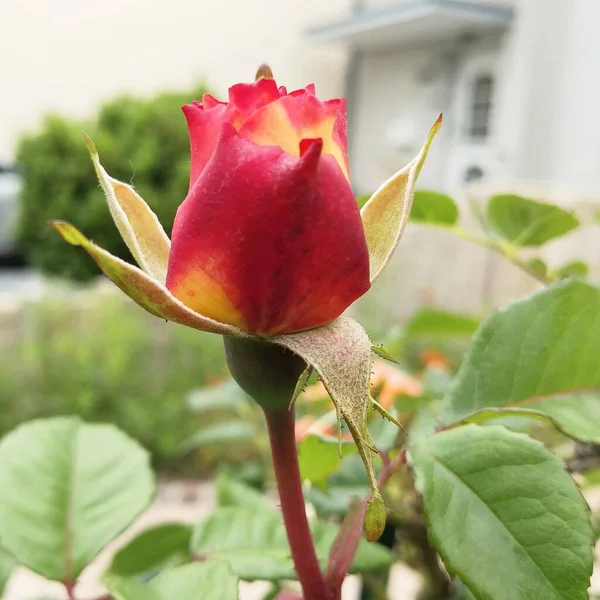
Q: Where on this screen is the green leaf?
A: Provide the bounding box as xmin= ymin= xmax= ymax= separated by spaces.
xmin=305 ymin=454 xmax=371 ymax=517
xmin=0 ymin=547 xmax=17 ymax=595
xmin=0 ymin=417 xmax=154 ymax=582
xmin=442 ymin=282 xmax=600 ymax=437
xmin=527 ymin=257 xmax=549 ymax=279
xmin=181 ymin=421 xmax=254 ymax=451
xmin=108 ymin=523 xmax=191 ymax=578
xmin=410 ymin=190 xmax=459 ymax=226
xmin=456 ymin=406 xmax=593 ymax=441
xmin=191 ymin=507 xmax=291 ymax=581
xmin=422 ymin=366 xmax=454 ymax=399
xmin=404 ymin=308 xmax=479 ymax=339
xmin=453 ymin=581 xmax=477 ymax=600
xmin=369 ymin=413 xmax=403 ymax=450
xmin=106 ymin=577 xmax=152 ymax=600
xmin=468 ymin=194 xmax=493 ymax=234
xmin=215 ymin=474 xmax=268 ymax=510
xmin=581 ymin=467 xmax=600 ymax=488
xmin=486 ymin=194 xmax=579 ymax=247
xmin=407 ymin=402 xmax=440 ymax=443
xmin=530 ymin=394 xmax=600 ymax=443
xmin=557 ymin=260 xmax=589 ymax=279
xmin=298 ymin=435 xmax=356 ymax=487
xmin=410 ymin=425 xmax=593 ymax=600
xmin=357 ymin=194 xmax=371 ymax=209
xmin=108 ymin=561 xmax=238 ymax=600
xmin=186 ymin=380 xmax=247 ymax=413
xmin=393 ymin=394 xmax=431 ymax=413
xmin=190 ymin=506 xmax=393 ymax=582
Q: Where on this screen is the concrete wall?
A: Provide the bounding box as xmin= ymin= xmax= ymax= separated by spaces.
xmin=0 ymin=0 xmax=350 ymax=162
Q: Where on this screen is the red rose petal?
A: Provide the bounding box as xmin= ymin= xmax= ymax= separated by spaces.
xmin=166 ymin=125 xmax=370 ymax=335
xmin=182 ymin=102 xmax=233 ymax=189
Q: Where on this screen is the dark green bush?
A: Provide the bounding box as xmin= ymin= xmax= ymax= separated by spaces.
xmin=0 ymin=291 xmax=228 ymax=472
xmin=16 ymin=83 xmax=211 ymax=281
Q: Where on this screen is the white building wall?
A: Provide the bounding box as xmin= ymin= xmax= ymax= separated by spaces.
xmin=490 ymin=0 xmax=600 ymax=282
xmin=551 ymin=0 xmax=600 ymax=193
xmin=503 ymin=0 xmax=573 ymax=183
xmin=0 ymin=0 xmax=350 ymax=162
xmin=350 ymin=45 xmax=453 ymax=195
xmin=348 ymin=37 xmax=535 ymax=322
xmin=500 ymin=0 xmax=600 ymax=197
xmin=348 ymin=0 xmax=600 ymax=320
xmin=362 ymin=0 xmax=515 ymax=7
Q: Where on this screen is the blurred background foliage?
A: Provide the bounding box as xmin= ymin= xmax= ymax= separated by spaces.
xmin=0 ymin=281 xmax=477 ymax=478
xmin=0 ymin=289 xmax=237 ymax=474
xmin=15 ymin=82 xmax=211 ymax=281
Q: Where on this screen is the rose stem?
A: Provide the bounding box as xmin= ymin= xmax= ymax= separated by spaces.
xmin=264 ymin=407 xmax=332 ymax=600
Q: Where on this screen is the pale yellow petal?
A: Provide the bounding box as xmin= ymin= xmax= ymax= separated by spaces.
xmin=84 ymin=133 xmax=171 ymax=284
xmin=361 ymin=115 xmax=442 ymax=283
xmin=52 ymin=220 xmax=245 ymax=337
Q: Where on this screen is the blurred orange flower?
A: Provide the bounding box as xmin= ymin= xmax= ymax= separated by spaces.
xmin=420 ymin=349 xmax=452 ymax=372
xmin=301 ymin=380 xmax=329 ymax=402
xmin=300 ymin=360 xmax=423 ymax=416
xmin=295 ymin=415 xmax=317 ymax=442
xmin=370 ymin=361 xmax=423 ymax=409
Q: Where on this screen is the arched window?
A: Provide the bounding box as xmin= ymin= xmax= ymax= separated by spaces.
xmin=469 ymin=74 xmax=494 ymax=140
xmin=465 ymin=165 xmax=484 ymax=183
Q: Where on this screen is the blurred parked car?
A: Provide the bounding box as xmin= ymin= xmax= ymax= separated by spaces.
xmin=0 ymin=166 xmax=22 ymax=261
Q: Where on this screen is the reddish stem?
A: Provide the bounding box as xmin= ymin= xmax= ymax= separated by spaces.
xmin=264 ymin=408 xmax=332 ymax=600
xmin=64 ymin=582 xmax=77 ymax=600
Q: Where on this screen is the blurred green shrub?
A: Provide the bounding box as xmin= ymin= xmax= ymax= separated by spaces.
xmin=0 ymin=290 xmax=229 ymax=472
xmin=16 ymin=83 xmax=212 ymax=281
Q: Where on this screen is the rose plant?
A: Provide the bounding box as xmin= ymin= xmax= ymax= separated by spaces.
xmin=0 ymin=66 xmax=598 ymax=600
xmin=52 ymin=65 xmax=438 ymax=530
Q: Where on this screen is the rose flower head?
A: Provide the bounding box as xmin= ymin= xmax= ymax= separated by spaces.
xmin=52 ymin=66 xmax=441 ymax=539
xmin=167 ymin=76 xmax=370 ymax=335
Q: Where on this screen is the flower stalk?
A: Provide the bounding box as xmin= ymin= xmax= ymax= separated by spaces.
xmin=264 ymin=407 xmax=332 ymax=600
